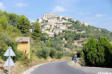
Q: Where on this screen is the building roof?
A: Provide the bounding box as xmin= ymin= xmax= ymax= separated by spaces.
xmin=15 ymin=37 xmax=30 ymax=43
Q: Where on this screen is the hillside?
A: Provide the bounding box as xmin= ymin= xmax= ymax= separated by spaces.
xmin=38 ymin=13 xmax=112 ymax=53
xmin=0 ymin=10 xmax=23 ymax=57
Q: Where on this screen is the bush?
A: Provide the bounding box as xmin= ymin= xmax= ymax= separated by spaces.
xmin=37 ymin=47 xmax=50 ymax=59
xmin=50 ymin=37 xmax=63 ymax=50
xmin=0 ymin=33 xmax=12 ymax=60
xmin=64 ymin=42 xmax=73 ymax=49
xmin=55 ymin=51 xmax=63 ymax=59
xmin=49 ymin=48 xmax=56 ymax=58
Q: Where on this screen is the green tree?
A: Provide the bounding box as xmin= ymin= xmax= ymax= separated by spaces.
xmin=82 ymin=37 xmax=112 ymax=67
xmin=8 ymin=13 xmax=19 ymax=26
xmin=82 ymin=38 xmax=98 ymax=66
xmin=98 ymin=37 xmax=112 ymax=67
xmin=32 ymin=21 xmax=42 ymax=40
xmin=17 ymin=15 xmax=30 ymax=35
xmin=0 ymin=15 xmax=8 ymax=29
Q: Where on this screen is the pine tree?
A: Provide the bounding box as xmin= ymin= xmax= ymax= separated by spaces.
xmin=32 ymin=21 xmax=42 ymax=40
xmin=17 ymin=15 xmax=30 ymax=36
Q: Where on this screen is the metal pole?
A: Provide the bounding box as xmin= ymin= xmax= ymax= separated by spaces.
xmin=9 ymin=46 xmax=10 ymax=74
xmin=8 ymin=65 xmax=10 ymax=74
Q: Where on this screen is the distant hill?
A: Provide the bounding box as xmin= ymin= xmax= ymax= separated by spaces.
xmin=38 ymin=13 xmax=112 ymax=52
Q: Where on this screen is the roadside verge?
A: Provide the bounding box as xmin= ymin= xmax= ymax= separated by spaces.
xmin=22 ymin=63 xmax=48 ymax=74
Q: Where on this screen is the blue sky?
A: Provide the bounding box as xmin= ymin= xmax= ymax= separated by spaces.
xmin=0 ymin=0 xmax=112 ymax=31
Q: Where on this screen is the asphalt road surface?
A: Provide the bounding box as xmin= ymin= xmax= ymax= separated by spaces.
xmin=31 ymin=61 xmax=87 ymax=74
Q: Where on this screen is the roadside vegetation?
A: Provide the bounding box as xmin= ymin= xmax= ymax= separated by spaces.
xmin=82 ymin=37 xmax=112 ymax=67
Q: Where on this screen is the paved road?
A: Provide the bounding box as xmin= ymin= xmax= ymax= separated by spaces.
xmin=31 ymin=61 xmax=87 ymax=74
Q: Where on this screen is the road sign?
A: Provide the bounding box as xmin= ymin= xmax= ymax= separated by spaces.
xmin=4 ymin=46 xmax=16 ymax=56
xmin=4 ymin=46 xmax=16 ymax=74
xmin=4 ymin=57 xmax=15 ymax=66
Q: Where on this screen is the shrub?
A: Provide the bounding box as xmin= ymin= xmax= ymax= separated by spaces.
xmin=49 ymin=48 xmax=56 ymax=58
xmin=64 ymin=42 xmax=73 ymax=49
xmin=55 ymin=51 xmax=63 ymax=59
xmin=37 ymin=47 xmax=50 ymax=59
xmin=50 ymin=37 xmax=63 ymax=50
xmin=0 ymin=33 xmax=12 ymax=60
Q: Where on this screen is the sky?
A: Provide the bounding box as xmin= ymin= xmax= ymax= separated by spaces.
xmin=0 ymin=0 xmax=112 ymax=31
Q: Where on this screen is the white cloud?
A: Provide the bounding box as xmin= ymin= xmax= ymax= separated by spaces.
xmin=0 ymin=2 xmax=5 ymax=10
xmin=52 ymin=6 xmax=66 ymax=12
xmin=16 ymin=2 xmax=27 ymax=7
xmin=54 ymin=0 xmax=78 ymax=6
xmin=96 ymin=14 xmax=105 ymax=17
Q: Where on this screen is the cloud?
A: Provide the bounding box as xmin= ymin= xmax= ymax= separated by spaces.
xmin=51 ymin=0 xmax=78 ymax=13
xmin=52 ymin=6 xmax=66 ymax=12
xmin=96 ymin=14 xmax=105 ymax=17
xmin=16 ymin=2 xmax=27 ymax=7
xmin=54 ymin=0 xmax=78 ymax=6
xmin=0 ymin=2 xmax=5 ymax=10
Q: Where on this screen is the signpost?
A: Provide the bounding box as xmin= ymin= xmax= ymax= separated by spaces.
xmin=4 ymin=46 xmax=16 ymax=74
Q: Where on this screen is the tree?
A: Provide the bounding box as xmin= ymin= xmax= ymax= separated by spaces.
xmin=82 ymin=37 xmax=112 ymax=67
xmin=32 ymin=21 xmax=42 ymax=40
xmin=0 ymin=15 xmax=8 ymax=29
xmin=95 ymin=37 xmax=105 ymax=66
xmin=17 ymin=15 xmax=30 ymax=36
xmin=82 ymin=38 xmax=98 ymax=66
xmin=8 ymin=13 xmax=19 ymax=26
xmin=98 ymin=37 xmax=112 ymax=67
